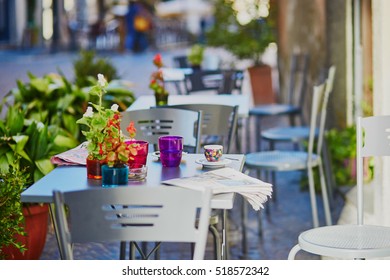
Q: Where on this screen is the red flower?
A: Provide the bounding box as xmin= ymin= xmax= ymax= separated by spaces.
xmin=153 ymin=53 xmax=163 ymax=68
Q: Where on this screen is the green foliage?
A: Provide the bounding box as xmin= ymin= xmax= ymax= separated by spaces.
xmin=206 ymin=0 xmax=276 ymax=65
xmin=73 ymin=50 xmax=118 ymax=88
xmin=73 ymin=50 xmax=135 ymax=111
xmin=187 ymin=44 xmax=205 ymax=66
xmin=4 ymin=72 xmax=85 ymax=144
xmin=0 ymin=159 xmax=29 ymax=259
xmin=0 ymin=105 xmax=72 ymax=183
xmin=326 ymin=126 xmax=358 ymax=186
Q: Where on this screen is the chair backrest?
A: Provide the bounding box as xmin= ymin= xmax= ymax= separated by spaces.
xmin=166 ymin=104 xmax=239 ymax=153
xmin=356 ymin=115 xmax=390 ymax=225
xmin=217 ymin=69 xmax=244 ymax=95
xmin=287 ymin=53 xmax=310 ymax=106
xmin=307 ymin=81 xmax=329 ymax=162
xmin=121 ymin=108 xmax=202 ymax=153
xmin=184 ymin=69 xmax=222 ymax=94
xmin=173 ymin=55 xmax=190 ymax=68
xmin=53 ymin=187 xmax=212 ymax=260
xmin=315 ymin=65 xmax=336 ymax=156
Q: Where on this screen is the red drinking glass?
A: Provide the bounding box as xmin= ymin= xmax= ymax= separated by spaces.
xmin=126 ymin=140 xmax=149 ymax=168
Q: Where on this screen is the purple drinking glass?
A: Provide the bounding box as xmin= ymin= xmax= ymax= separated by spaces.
xmin=158 ymin=136 xmax=183 ymax=167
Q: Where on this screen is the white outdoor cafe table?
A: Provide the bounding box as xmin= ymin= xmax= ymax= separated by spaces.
xmin=21 ymin=153 xmax=245 ymax=260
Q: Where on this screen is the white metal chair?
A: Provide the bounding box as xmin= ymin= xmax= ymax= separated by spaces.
xmin=164 ymin=103 xmax=239 ymax=259
xmin=241 ymin=82 xmax=332 ymax=256
xmin=53 ymin=186 xmax=212 ymax=260
xmin=245 ymin=81 xmax=332 ymax=227
xmin=165 ymin=104 xmax=239 ymax=153
xmin=121 ymin=107 xmax=202 ymax=153
xmin=288 ymin=115 xmax=390 ymax=259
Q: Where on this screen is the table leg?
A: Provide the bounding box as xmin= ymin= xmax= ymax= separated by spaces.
xmin=221 ymin=209 xmax=229 ymax=260
xmin=120 ymin=242 xmax=126 ymax=259
xmin=48 ymin=203 xmax=64 ymax=260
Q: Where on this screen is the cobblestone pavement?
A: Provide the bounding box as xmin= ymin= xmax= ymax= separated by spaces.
xmin=0 ymin=47 xmax=345 ymax=260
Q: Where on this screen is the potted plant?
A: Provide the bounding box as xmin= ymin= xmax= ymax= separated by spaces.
xmin=77 ymin=74 xmax=137 ymax=181
xmin=0 ymin=103 xmax=74 ymax=259
xmin=73 ymin=50 xmax=136 ymax=111
xmin=149 ymin=54 xmax=169 ymax=106
xmin=0 ymin=159 xmax=29 ymax=259
xmin=206 ymin=0 xmax=276 ymax=103
xmin=187 ymin=44 xmax=205 ymax=70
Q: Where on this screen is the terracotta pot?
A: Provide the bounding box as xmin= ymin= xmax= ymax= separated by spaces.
xmin=2 ymin=204 xmax=49 ymax=260
xmin=248 ymin=64 xmax=275 ymax=105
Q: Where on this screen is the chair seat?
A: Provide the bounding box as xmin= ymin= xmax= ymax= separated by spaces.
xmin=262 ymin=126 xmax=318 ymax=142
xmin=245 ymin=150 xmax=320 ymax=171
xmin=249 ymin=104 xmax=300 ymax=117
xmin=297 ymin=224 xmax=390 ymax=259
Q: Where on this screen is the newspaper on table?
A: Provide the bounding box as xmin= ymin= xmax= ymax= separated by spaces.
xmin=50 ymin=142 xmax=88 ymax=166
xmin=162 ymin=167 xmax=273 ymax=211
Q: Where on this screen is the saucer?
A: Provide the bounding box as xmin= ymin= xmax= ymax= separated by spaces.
xmin=152 ymin=151 xmax=187 ymax=159
xmin=195 ymin=158 xmax=231 ymax=168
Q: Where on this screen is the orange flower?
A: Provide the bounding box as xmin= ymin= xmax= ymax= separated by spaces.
xmin=127 ymin=121 xmax=136 ymax=139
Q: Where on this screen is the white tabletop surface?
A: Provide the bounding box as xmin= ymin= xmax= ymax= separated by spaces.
xmin=21 ymin=154 xmax=245 ymax=210
xmin=127 ymin=94 xmax=250 ymax=118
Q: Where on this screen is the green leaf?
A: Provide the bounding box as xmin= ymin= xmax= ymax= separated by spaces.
xmin=6 ymin=106 xmax=24 ymax=135
xmin=53 ymin=134 xmax=79 ymax=149
xmin=35 ymin=159 xmax=54 ymax=176
xmin=30 ymin=77 xmax=49 ymax=93
xmin=12 ymin=135 xmax=29 ymax=153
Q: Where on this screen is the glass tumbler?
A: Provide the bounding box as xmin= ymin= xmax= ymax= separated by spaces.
xmin=158 ymin=136 xmax=183 ymax=167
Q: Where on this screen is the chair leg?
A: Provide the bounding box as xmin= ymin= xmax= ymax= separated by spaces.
xmin=256 ymin=116 xmax=262 ymax=151
xmin=288 ymin=244 xmax=301 ymax=260
xmin=257 ymin=208 xmax=263 ymax=238
xmin=318 ymin=161 xmax=332 ymax=226
xmin=209 ymin=225 xmax=222 ymax=260
xmin=241 ymin=196 xmax=248 ymax=257
xmin=307 ymin=166 xmax=319 ymax=228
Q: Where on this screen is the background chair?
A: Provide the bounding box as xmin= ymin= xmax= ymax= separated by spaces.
xmin=157 ymin=103 xmax=238 ymax=259
xmin=243 ymin=81 xmax=332 ymax=244
xmin=288 ymin=115 xmax=390 ymax=259
xmin=165 ymin=104 xmax=239 ymax=153
xmin=248 ymin=53 xmax=310 ymax=151
xmin=241 ymin=81 xmax=332 ymax=256
xmin=217 ymin=69 xmax=245 ymax=95
xmin=121 ymin=107 xmax=202 ymax=153
xmin=53 ymin=186 xmax=212 ymax=260
xmin=183 ymin=69 xmax=223 ymax=94
xmin=260 ymin=66 xmax=336 ymax=207
xmin=261 ymin=66 xmax=336 ymax=150
xmin=173 ymin=55 xmax=190 ymax=68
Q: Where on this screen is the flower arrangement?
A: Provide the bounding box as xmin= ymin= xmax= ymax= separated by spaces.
xmin=149 ymin=54 xmax=168 ymax=105
xmin=77 ymin=74 xmax=137 ymax=168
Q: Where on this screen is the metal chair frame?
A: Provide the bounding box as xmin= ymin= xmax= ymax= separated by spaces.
xmin=165 ymin=104 xmax=239 ymax=154
xmin=53 ymin=187 xmax=212 ymax=260
xmin=288 ymin=115 xmax=390 ymax=259
xmin=121 ymin=107 xmax=202 ymax=153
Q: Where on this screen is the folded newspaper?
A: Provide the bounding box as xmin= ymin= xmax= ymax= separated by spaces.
xmin=50 ymin=142 xmax=88 ymax=166
xmin=162 ymin=167 xmax=272 ymax=211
